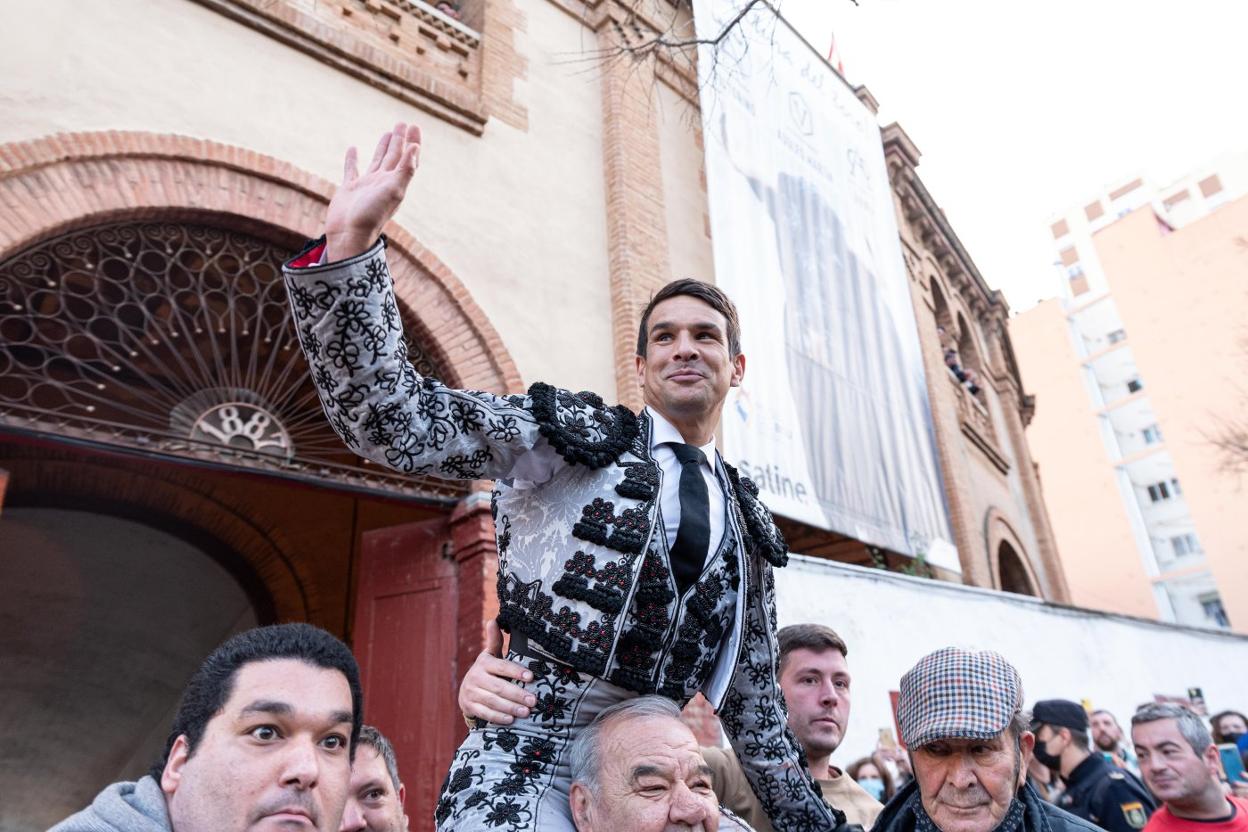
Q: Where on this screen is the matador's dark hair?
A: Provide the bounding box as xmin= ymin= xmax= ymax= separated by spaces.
xmin=636 ymin=278 xmax=742 ymax=358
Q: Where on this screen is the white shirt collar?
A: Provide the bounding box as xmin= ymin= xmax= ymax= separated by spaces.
xmin=645 ymin=406 xmax=717 ymax=464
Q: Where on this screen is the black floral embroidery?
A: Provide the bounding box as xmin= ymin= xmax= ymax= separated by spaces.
xmin=360 ymin=323 xmax=388 ymax=363
xmin=332 ymin=298 xmax=371 ymax=336
xmin=330 ymin=414 xmax=359 ymax=448
xmin=345 ymin=274 xmax=373 ymax=299
xmin=487 ymin=414 xmax=522 ymax=443
xmin=434 ymin=654 xmax=581 ymax=831
xmin=324 ymin=334 xmax=362 ymax=376
xmin=314 ymin=365 xmax=335 ymax=394
xmin=289 ymin=283 xmax=318 ymax=321
xmin=496 ymin=515 xmax=512 ymax=557
xmin=299 ymin=324 xmax=321 ymax=360
xmin=441 ymin=448 xmax=494 ymax=479
xmin=334 ymin=383 xmax=369 ymax=421
xmin=380 ymin=293 xmax=400 ymax=331
xmin=719 ymin=554 xmax=845 ymax=831
xmin=447 ymin=399 xmax=484 ymax=434
xmin=364 ymin=256 xmax=389 ymax=293
xmin=309 ymin=279 xmax=341 ymax=314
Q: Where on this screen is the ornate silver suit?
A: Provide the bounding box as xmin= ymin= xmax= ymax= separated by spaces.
xmin=283 ymin=237 xmax=844 ymax=831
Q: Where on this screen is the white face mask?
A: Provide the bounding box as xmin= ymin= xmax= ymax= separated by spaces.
xmin=858 ymin=777 xmax=886 ymax=801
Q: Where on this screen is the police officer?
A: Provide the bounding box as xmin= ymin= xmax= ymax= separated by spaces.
xmin=1031 ymin=699 xmax=1157 ymax=832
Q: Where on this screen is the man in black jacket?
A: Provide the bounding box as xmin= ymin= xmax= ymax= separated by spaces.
xmin=872 ymin=648 xmax=1101 ymax=832
xmin=1031 ymin=699 xmax=1156 ymax=832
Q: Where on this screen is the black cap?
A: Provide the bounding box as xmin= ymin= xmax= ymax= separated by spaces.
xmin=1032 ymin=699 xmax=1089 ymax=732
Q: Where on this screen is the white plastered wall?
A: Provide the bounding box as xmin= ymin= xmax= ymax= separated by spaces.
xmin=0 ymin=0 xmax=623 ymax=396
xmin=775 ymin=555 xmax=1248 ymax=766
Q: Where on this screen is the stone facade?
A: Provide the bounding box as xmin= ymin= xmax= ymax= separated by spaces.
xmin=0 ymin=1 xmax=1068 ymax=825
xmin=882 ymin=122 xmax=1069 ymax=602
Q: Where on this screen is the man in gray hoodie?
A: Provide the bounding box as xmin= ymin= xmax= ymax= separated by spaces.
xmin=51 ymin=623 xmax=363 ymax=832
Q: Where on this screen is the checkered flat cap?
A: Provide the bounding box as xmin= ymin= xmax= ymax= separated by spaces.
xmin=898 ymin=647 xmax=1023 ymax=749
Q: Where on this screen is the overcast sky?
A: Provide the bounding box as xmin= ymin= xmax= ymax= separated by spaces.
xmin=777 ymin=0 xmax=1248 ymax=311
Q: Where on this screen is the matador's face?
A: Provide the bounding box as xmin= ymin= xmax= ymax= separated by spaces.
xmin=635 ymin=295 xmax=744 ymax=426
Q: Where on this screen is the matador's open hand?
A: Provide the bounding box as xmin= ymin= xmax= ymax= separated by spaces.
xmin=324 ymin=122 xmax=421 ymax=262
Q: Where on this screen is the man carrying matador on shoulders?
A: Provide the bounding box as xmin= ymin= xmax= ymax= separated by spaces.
xmin=282 ymin=123 xmax=847 ymax=832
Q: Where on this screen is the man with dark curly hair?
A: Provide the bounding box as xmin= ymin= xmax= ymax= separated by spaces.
xmin=282 ymin=123 xmax=843 ymax=831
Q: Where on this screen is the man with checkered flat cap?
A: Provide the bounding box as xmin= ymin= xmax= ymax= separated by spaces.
xmin=1031 ymin=699 xmax=1156 ymax=832
xmin=872 ymin=647 xmax=1100 ymax=832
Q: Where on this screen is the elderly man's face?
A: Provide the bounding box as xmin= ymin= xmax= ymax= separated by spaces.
xmin=162 ymin=658 xmax=355 ymax=832
xmin=570 ymin=715 xmax=719 ymax=832
xmin=912 ymin=731 xmax=1034 ymax=832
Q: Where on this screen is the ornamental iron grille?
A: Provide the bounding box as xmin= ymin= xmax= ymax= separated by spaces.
xmin=0 ymin=220 xmax=464 ymax=503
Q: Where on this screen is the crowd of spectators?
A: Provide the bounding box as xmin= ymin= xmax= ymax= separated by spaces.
xmin=49 ymin=621 xmax=1247 ymax=832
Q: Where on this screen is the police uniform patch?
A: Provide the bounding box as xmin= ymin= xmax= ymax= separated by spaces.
xmin=1121 ymin=801 xmax=1147 ymax=829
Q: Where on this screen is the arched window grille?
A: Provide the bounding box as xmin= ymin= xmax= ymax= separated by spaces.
xmin=0 ymin=221 xmax=462 ymax=504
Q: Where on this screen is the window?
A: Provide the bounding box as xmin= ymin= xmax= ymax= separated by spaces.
xmin=1107 ymin=329 xmax=1127 ymax=344
xmin=1147 ymin=479 xmax=1182 ymax=502
xmin=1127 ymin=377 xmax=1143 ymax=394
xmin=1199 ymin=593 xmax=1230 ymax=628
xmin=1085 ymin=200 xmax=1105 ymax=221
xmin=1060 ymin=247 xmax=1080 ymax=266
xmin=1051 ymin=219 xmax=1070 ymax=239
xmin=1109 ymin=178 xmax=1143 ymax=201
xmin=1163 ymin=190 xmax=1191 ymax=209
xmin=1198 ymin=175 xmax=1223 ymax=198
xmin=1142 ymin=424 xmax=1163 ymax=444
xmin=1171 ymin=533 xmax=1200 ymax=556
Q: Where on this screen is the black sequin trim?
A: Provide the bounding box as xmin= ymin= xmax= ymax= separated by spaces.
xmin=723 ymin=462 xmax=790 ymax=567
xmin=615 ymin=461 xmax=659 ymax=501
xmin=551 ymin=551 xmax=631 ymax=614
xmin=571 ymin=496 xmax=652 ymax=555
xmin=496 ymin=574 xmax=618 ymax=678
xmin=528 ymin=382 xmax=638 ymax=469
xmin=607 ymin=550 xmax=672 ymax=690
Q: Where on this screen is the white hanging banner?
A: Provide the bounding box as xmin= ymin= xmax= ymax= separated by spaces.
xmin=693 ymin=0 xmax=957 ymax=570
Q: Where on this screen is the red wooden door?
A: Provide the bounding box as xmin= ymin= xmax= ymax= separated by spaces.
xmin=353 ymin=518 xmax=459 ymax=832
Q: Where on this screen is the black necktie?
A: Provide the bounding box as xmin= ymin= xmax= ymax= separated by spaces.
xmin=669 ymin=442 xmax=711 ymax=596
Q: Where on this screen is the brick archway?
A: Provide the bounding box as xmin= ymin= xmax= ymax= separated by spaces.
xmin=983 ymin=507 xmax=1043 ymax=598
xmin=0 ymin=130 xmax=522 ymax=627
xmin=0 ymin=448 xmax=311 ymax=623
xmin=0 ymin=130 xmax=523 ymax=393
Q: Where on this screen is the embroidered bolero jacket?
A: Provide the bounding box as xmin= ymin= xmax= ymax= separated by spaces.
xmin=281 ymin=237 xmax=790 ymax=704
xmin=283 ymin=238 xmax=846 ymax=830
